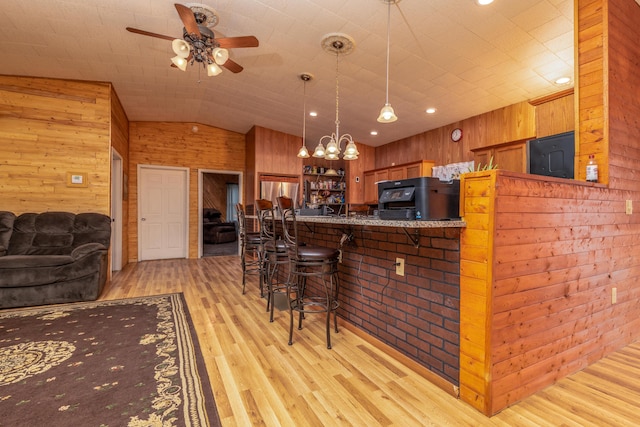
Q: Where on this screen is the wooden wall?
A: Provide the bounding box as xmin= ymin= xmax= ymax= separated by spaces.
xmin=0 ymin=75 xmax=112 ymax=215
xmin=203 ymin=173 xmax=239 ymax=222
xmin=375 ymin=101 xmax=536 ymax=170
xmin=128 ymin=122 xmax=245 ymax=261
xmin=245 ymin=125 xmax=304 ymax=210
xmin=458 ymin=0 xmax=640 ymax=415
xmin=110 ymin=87 xmax=130 ymax=267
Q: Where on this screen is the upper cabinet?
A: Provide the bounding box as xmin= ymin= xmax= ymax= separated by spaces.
xmin=472 ymin=140 xmax=527 ymax=173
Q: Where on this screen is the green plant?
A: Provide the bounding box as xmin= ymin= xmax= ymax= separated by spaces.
xmin=470 ymin=156 xmax=498 ymax=171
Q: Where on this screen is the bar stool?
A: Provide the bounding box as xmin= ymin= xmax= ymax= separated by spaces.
xmin=235 ymin=203 xmax=264 ymax=295
xmin=277 ymin=196 xmax=341 ymax=349
xmin=255 ymin=199 xmax=289 ymax=322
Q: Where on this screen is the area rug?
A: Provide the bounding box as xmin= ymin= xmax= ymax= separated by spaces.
xmin=0 ymin=293 xmax=220 ymax=427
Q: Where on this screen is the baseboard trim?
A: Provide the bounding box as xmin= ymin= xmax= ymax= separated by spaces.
xmin=341 ymin=322 xmax=460 ymax=399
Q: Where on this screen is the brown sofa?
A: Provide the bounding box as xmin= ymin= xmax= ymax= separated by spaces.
xmin=0 ymin=211 xmax=111 ymax=309
xmin=203 ymin=208 xmax=237 ymax=244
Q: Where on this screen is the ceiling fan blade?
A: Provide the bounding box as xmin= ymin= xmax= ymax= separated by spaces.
xmin=175 ymin=3 xmax=201 ymax=37
xmin=222 ymin=59 xmax=243 ymax=73
xmin=126 ymin=27 xmax=175 ymax=41
xmin=216 ymin=36 xmax=259 ymax=49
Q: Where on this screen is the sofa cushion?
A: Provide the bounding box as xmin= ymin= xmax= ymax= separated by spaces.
xmin=72 ymin=213 xmax=112 ymax=248
xmin=0 ymin=211 xmax=16 ymax=255
xmin=8 ymin=212 xmax=76 ymax=255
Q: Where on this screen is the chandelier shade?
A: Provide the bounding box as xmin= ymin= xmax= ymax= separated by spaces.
xmin=172 ymin=39 xmax=191 ymax=58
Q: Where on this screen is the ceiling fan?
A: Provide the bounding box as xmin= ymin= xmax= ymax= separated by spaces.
xmin=126 ymin=3 xmax=259 ymax=75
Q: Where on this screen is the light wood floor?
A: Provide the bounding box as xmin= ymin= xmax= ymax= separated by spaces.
xmin=104 ymin=257 xmax=640 ymax=426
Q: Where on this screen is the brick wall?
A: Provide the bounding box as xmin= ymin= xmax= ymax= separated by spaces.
xmin=296 ymin=222 xmax=462 ymax=385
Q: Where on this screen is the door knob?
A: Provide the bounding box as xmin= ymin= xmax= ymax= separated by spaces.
xmin=141 ymin=218 xmax=146 ymax=221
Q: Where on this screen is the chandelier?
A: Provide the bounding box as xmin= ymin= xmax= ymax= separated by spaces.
xmin=313 ymin=33 xmax=359 ymax=161
xmin=170 ymin=6 xmax=228 ymax=77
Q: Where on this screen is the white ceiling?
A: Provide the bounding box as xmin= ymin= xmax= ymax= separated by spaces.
xmin=0 ymin=0 xmax=574 ymax=148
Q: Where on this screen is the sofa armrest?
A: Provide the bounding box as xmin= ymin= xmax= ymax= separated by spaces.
xmin=71 ymin=242 xmax=107 ymax=260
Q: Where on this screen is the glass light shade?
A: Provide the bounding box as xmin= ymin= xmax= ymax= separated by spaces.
xmin=377 ymin=103 xmax=398 ymax=123
xmin=343 ymin=153 xmax=358 ymax=160
xmin=344 ymin=140 xmax=359 ymax=156
xmin=326 ymin=138 xmax=340 ymax=154
xmin=207 ymin=62 xmax=222 ymax=76
xmin=324 ymin=168 xmax=338 ymax=176
xmin=325 ymin=152 xmax=339 ymax=160
xmin=313 ymin=142 xmax=326 ymax=158
xmin=171 ymin=39 xmax=190 ymax=58
xmin=171 ymin=56 xmax=188 ymax=71
xmin=212 ymin=47 xmax=229 ymax=65
xmin=297 ymin=145 xmax=310 ymax=158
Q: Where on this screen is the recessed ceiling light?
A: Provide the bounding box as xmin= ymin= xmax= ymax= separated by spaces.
xmin=370 ymin=131 xmax=378 ymax=136
xmin=476 ymin=0 xmax=494 ymax=5
xmin=554 ymin=76 xmax=571 ymax=85
xmin=309 ymin=111 xmax=318 ymax=117
xmin=426 ymin=108 xmax=437 ymax=114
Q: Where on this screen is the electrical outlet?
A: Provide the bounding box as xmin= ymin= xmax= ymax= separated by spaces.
xmin=612 ymin=287 xmax=617 ymax=304
xmin=626 ymin=200 xmax=633 ymax=215
xmin=338 ymin=249 xmax=343 ymax=263
xmin=395 ymin=257 xmax=405 ymax=276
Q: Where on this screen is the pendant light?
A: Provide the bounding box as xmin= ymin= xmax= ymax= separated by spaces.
xmin=377 ymin=0 xmax=398 ymax=123
xmin=297 ymin=73 xmax=312 ymax=158
xmin=313 ymin=33 xmax=359 ymax=161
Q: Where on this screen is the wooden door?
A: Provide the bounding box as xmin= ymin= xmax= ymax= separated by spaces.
xmin=363 ymin=171 xmax=376 ymax=204
xmin=494 ymin=142 xmax=526 ymax=173
xmin=139 ymin=166 xmax=188 ymax=261
xmin=389 ymin=167 xmax=405 ymax=181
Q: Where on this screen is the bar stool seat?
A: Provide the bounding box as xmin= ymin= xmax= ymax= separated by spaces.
xmin=277 ymin=196 xmax=341 ymax=349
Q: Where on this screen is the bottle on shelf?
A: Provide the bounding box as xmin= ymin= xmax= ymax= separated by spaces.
xmin=586 ymin=154 xmax=598 ymax=183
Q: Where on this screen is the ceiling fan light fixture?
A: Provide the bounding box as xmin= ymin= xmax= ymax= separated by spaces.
xmin=377 ymin=103 xmax=398 ymax=123
xmin=207 ymin=62 xmax=222 ymax=76
xmin=172 ymin=39 xmax=191 ymax=58
xmin=212 ymin=47 xmax=229 ymax=65
xmin=171 ymin=55 xmax=188 ymax=71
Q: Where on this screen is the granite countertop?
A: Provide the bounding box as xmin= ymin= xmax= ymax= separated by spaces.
xmin=295 ymin=215 xmax=466 ymax=228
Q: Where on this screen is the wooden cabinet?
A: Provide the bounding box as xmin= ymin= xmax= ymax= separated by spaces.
xmin=473 ymin=140 xmax=527 ymax=173
xmin=363 ymin=160 xmax=435 ymax=204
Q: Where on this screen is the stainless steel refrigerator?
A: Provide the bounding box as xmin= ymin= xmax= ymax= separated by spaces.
xmin=260 ymin=180 xmax=299 ymax=208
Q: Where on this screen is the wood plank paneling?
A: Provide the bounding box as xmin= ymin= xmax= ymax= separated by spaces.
xmin=374 ymin=101 xmax=536 ymax=171
xmin=110 ymin=87 xmax=130 ymax=267
xmin=0 ymin=75 xmax=111 ymax=215
xmin=128 ymin=121 xmax=245 ymax=261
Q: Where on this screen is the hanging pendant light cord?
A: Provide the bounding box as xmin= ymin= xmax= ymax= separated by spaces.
xmin=384 ymin=0 xmax=391 ymax=104
xmin=303 ymin=77 xmax=307 ymax=145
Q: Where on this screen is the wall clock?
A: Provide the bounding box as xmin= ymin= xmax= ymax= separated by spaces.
xmin=451 ymin=128 xmax=462 ymax=142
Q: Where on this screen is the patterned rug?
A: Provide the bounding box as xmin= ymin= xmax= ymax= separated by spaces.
xmin=0 ymin=293 xmax=220 ymax=427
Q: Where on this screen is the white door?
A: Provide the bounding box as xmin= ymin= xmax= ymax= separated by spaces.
xmin=139 ymin=166 xmax=188 ymax=261
xmin=111 ymin=149 xmax=123 ymax=271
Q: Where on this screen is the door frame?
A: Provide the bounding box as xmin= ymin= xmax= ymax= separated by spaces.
xmin=138 ymin=164 xmax=190 ymax=261
xmin=198 ymin=168 xmax=243 ymax=258
xmin=110 ymin=148 xmax=123 ymax=271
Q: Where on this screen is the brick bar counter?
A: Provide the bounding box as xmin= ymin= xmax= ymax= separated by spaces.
xmin=295 ymin=216 xmax=465 ymax=388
